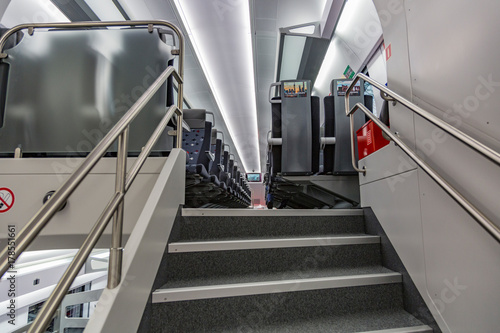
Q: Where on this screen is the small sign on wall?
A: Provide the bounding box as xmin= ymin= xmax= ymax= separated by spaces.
xmin=0 ymin=187 xmax=15 ymax=213
xmin=384 ymin=43 xmax=392 ymax=61
xmin=343 ymin=65 xmax=355 ymax=79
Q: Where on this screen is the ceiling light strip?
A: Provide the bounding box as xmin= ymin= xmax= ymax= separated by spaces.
xmin=173 ymin=0 xmax=260 ymax=172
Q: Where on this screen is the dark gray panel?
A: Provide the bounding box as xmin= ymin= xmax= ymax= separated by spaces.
xmin=297 ymin=37 xmax=331 ymax=87
xmin=0 ymin=28 xmax=174 ymax=154
xmin=281 ymin=80 xmax=312 ymax=174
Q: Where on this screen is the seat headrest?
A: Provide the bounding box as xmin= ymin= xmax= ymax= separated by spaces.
xmin=183 ymin=109 xmax=206 ymax=129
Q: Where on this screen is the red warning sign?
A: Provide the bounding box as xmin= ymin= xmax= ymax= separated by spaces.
xmin=0 ymin=188 xmax=15 ymax=213
xmin=385 ymin=43 xmax=392 ymax=61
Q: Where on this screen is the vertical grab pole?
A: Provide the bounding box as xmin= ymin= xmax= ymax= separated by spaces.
xmin=176 ymin=109 xmax=183 ymax=148
xmin=349 ymin=113 xmax=365 ymax=175
xmin=108 ymin=128 xmax=129 ymax=288
xmin=176 ymin=30 xmax=185 ymax=149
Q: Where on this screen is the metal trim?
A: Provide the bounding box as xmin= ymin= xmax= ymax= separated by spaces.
xmin=181 ymin=208 xmax=364 ymax=217
xmin=357 ymin=325 xmax=433 ymax=333
xmin=168 ymin=235 xmax=380 ymax=253
xmin=152 ymin=272 xmax=401 ymax=303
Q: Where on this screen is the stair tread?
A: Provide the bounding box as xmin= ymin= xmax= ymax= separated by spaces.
xmin=175 ymin=233 xmax=377 ymax=242
xmin=151 ymin=306 xmax=428 ymax=333
xmin=231 ymin=309 xmax=427 ymax=333
xmin=158 ymin=265 xmax=396 ymax=290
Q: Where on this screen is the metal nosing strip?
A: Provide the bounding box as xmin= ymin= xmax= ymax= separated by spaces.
xmin=168 ymin=235 xmax=380 ymax=253
xmin=356 ymin=325 xmax=433 ymax=333
xmin=152 ymin=272 xmax=401 ymax=303
xmin=181 ymin=208 xmax=364 ymax=217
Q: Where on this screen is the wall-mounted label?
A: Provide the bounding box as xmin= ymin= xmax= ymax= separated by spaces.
xmin=343 ymin=65 xmax=355 ymax=79
xmin=385 ymin=43 xmax=392 ymax=61
xmin=0 ymin=187 xmax=15 ymax=213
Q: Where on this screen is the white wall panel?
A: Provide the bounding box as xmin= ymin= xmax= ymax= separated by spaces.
xmin=360 ymin=169 xmax=449 ymax=331
xmin=419 ymin=170 xmax=500 ymax=333
xmin=406 ymin=0 xmax=500 ymax=150
xmin=360 ymin=170 xmax=427 ymax=292
xmin=361 ymin=2 xmax=500 ymax=332
xmin=0 ymin=158 xmax=167 ymax=250
xmin=366 ymin=47 xmax=387 ymax=116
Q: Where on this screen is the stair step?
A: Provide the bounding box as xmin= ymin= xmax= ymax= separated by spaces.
xmin=161 ymin=244 xmax=383 ymax=284
xmin=231 ymin=312 xmax=431 ymax=333
xmin=358 ymin=325 xmax=433 ymax=333
xmin=145 ymin=210 xmax=436 ymax=332
xmin=178 ymin=210 xmax=365 ymax=241
xmin=169 ymin=235 xmax=380 ymax=253
xmin=153 ymin=272 xmax=401 ymax=303
xmin=150 ymin=287 xmax=426 ymax=332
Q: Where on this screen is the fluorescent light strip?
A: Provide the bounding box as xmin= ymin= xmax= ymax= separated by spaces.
xmin=173 ymin=0 xmax=260 ymax=172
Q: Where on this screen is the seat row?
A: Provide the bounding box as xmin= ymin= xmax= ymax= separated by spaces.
xmin=264 ymin=78 xmax=377 ymax=209
xmin=181 ymin=109 xmax=251 ymax=208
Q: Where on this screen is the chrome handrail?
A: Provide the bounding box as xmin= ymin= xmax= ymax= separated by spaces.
xmin=344 ymin=75 xmax=500 ymax=243
xmin=345 ymin=73 xmax=500 ymax=169
xmin=0 ymin=21 xmax=185 ymax=333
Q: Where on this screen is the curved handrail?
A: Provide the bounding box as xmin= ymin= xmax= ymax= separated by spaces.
xmin=344 ymin=74 xmax=500 ymax=243
xmin=0 ymin=21 xmax=185 ymax=333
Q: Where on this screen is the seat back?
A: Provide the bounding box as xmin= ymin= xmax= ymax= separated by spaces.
xmin=325 ymin=79 xmax=368 ymax=175
xmin=269 ymin=80 xmax=319 ymax=176
xmin=209 ymin=138 xmax=223 ymax=176
xmin=182 ymin=109 xmax=213 ymax=169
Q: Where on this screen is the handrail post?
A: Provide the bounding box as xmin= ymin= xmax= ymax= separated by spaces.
xmin=108 ymin=128 xmax=129 ymax=289
xmin=349 ymin=113 xmax=366 ymax=174
xmin=344 ymin=76 xmax=367 ymax=174
xmin=176 ymin=109 xmax=183 ymax=148
xmin=175 ymin=31 xmax=184 ymax=149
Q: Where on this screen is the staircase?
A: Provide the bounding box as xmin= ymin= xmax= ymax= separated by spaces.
xmin=147 ymin=209 xmax=433 ymax=332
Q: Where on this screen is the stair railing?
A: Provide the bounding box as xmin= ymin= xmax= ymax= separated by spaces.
xmin=0 ymin=21 xmax=185 ymax=333
xmin=345 ymin=73 xmax=500 ymax=243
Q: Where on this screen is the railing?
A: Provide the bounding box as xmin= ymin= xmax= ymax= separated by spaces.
xmin=345 ymin=73 xmax=500 ymax=243
xmin=0 ymin=20 xmax=185 ymax=333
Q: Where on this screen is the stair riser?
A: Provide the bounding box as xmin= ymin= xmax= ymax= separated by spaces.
xmin=163 ymin=244 xmax=381 ymax=286
xmin=179 ymin=215 xmax=365 ymax=240
xmin=150 ymin=284 xmax=403 ymax=332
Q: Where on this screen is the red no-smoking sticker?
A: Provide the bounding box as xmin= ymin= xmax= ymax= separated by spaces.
xmin=0 ymin=188 xmax=15 ymax=213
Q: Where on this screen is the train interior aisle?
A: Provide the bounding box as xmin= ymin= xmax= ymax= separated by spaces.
xmin=0 ymin=0 xmax=499 ymax=332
